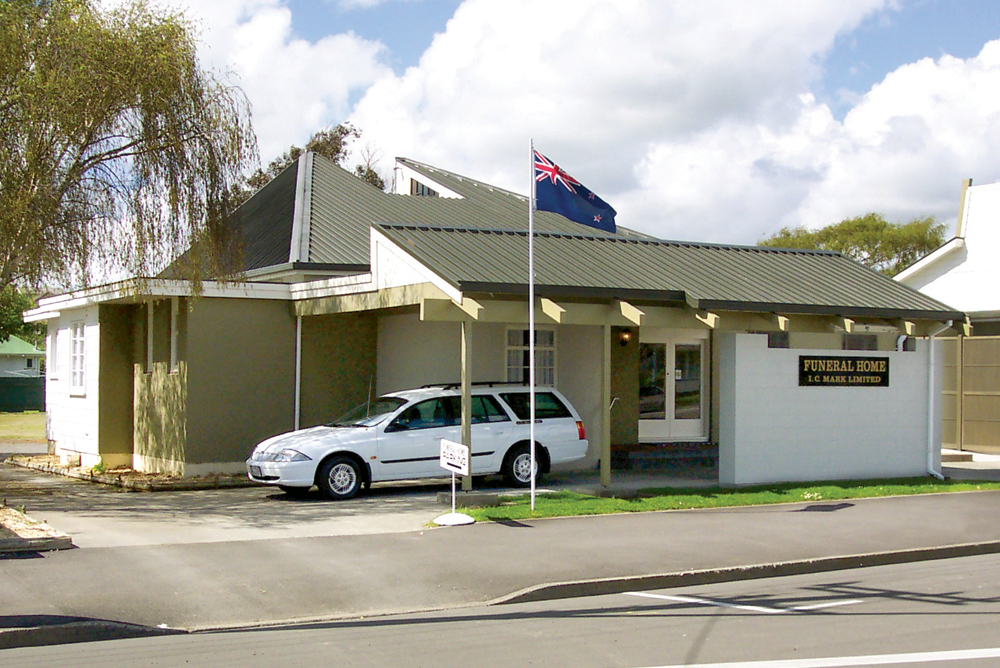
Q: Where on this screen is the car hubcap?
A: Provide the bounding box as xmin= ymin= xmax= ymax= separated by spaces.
xmin=513 ymin=453 xmax=537 ymax=483
xmin=328 ymin=463 xmax=357 ymax=495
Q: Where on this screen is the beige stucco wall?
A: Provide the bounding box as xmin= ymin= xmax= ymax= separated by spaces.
xmin=376 ymin=311 xmax=507 ymax=393
xmin=610 ymin=326 xmax=639 ymax=446
xmin=97 ymin=305 xmax=135 ymax=467
xmin=299 ymin=312 xmax=378 ymax=428
xmin=184 ymin=298 xmax=296 ymax=467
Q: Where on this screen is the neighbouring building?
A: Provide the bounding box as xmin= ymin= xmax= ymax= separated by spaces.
xmin=0 ymin=335 xmax=45 ymax=411
xmin=896 ymin=179 xmax=1000 ymax=453
xmin=26 ymin=154 xmax=964 ymax=485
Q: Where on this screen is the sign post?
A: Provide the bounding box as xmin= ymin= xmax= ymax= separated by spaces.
xmin=433 ymin=439 xmax=475 ymax=526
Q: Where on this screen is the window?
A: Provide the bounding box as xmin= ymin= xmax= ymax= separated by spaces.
xmin=26 ymin=358 xmax=34 ymax=369
xmin=499 ymin=391 xmax=572 ymax=420
xmin=767 ymin=331 xmax=790 ymax=349
xmin=843 ymin=333 xmax=877 ymax=351
xmin=506 ymin=328 xmax=556 ymax=386
xmin=70 ymin=322 xmax=85 ymax=394
xmin=410 ymin=180 xmax=438 ymax=197
xmin=386 ymin=398 xmax=452 ymax=432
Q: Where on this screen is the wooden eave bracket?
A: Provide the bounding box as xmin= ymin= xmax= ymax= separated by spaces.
xmin=695 ymin=310 xmax=719 ymax=329
xmin=895 ymin=319 xmax=916 ymax=336
xmin=772 ymin=314 xmax=790 ymax=332
xmin=454 ymin=296 xmax=482 ymax=320
xmin=541 ymin=298 xmax=566 ymax=323
xmin=616 ymin=300 xmax=646 ymax=326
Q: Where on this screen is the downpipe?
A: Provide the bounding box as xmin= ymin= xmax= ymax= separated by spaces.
xmin=926 ymin=321 xmax=953 ymax=480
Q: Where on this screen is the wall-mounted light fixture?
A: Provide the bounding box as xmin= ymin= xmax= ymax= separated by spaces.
xmin=619 ymin=328 xmax=633 ymax=347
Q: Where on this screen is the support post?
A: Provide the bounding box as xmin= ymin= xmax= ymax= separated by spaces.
xmin=461 ymin=319 xmax=473 ymax=492
xmin=601 ymin=324 xmax=612 ymax=487
xmin=956 ymin=333 xmax=965 ymax=451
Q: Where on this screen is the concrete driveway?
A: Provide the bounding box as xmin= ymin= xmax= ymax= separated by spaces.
xmin=0 ymin=459 xmax=715 ymax=549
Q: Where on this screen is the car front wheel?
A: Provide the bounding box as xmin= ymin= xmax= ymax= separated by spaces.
xmin=502 ymin=444 xmax=540 ymax=487
xmin=317 ymin=456 xmax=362 ymax=500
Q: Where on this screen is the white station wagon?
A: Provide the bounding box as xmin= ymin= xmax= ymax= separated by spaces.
xmin=246 ymin=384 xmax=590 ymax=500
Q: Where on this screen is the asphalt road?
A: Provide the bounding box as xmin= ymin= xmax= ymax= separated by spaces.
xmin=4 ymin=553 xmax=999 ymax=667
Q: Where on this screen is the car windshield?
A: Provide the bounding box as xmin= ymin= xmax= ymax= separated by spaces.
xmin=329 ymin=397 xmax=407 ymax=427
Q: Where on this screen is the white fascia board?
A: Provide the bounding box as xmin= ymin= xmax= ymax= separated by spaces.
xmin=392 ymin=161 xmax=463 ymax=199
xmin=289 ymin=152 xmax=313 ymax=263
xmin=894 ymin=237 xmax=965 ymax=284
xmin=370 ymin=227 xmax=463 ymax=302
xmin=288 ymin=272 xmax=376 ymax=301
xmin=24 ymin=278 xmax=292 ymax=321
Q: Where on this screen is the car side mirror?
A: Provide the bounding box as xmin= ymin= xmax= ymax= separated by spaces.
xmin=385 ymin=421 xmax=407 ymax=433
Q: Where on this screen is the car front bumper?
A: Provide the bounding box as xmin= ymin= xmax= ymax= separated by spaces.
xmin=246 ymin=459 xmax=317 ymax=487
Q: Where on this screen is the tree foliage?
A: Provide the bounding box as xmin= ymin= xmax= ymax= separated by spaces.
xmin=0 ymin=286 xmax=43 ymax=345
xmin=0 ymin=0 xmax=257 ymax=294
xmin=234 ymin=123 xmax=387 ymax=203
xmin=758 ymin=213 xmax=946 ymax=275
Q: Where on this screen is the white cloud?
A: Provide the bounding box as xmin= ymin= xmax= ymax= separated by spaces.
xmin=347 ymin=0 xmax=888 ymax=238
xmin=174 ymin=0 xmax=392 ymax=161
xmin=162 ymin=0 xmax=1000 ymax=245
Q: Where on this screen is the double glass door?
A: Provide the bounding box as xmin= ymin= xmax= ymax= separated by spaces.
xmin=638 ymin=330 xmax=707 ymax=441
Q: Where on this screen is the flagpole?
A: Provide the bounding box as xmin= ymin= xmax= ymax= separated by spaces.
xmin=528 ymin=138 xmax=537 ymax=511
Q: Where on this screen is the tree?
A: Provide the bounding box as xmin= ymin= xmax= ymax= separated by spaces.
xmin=0 ymin=286 xmax=43 ymax=346
xmin=0 ymin=0 xmax=257 ymax=296
xmin=236 ymin=124 xmax=387 ymax=201
xmin=758 ymin=213 xmax=946 ymax=275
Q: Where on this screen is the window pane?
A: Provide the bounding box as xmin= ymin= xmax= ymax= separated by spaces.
xmin=674 ymin=344 xmax=701 ymax=420
xmin=639 ymin=343 xmax=666 ymax=419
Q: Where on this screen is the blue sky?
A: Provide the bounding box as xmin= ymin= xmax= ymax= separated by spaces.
xmin=185 ymin=0 xmax=1000 ymax=243
xmin=821 ymin=0 xmax=1000 ymax=116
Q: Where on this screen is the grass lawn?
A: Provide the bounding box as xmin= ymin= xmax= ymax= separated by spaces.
xmin=0 ymin=411 xmax=46 ymax=442
xmin=464 ymin=478 xmax=1000 ymax=522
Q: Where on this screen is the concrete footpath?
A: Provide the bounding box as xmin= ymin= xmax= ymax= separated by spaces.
xmin=1 ymin=456 xmax=1000 ymax=648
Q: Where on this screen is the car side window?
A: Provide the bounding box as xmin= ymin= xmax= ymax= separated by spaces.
xmin=386 ymin=398 xmax=453 ymax=431
xmin=498 ymin=392 xmax=572 ymax=420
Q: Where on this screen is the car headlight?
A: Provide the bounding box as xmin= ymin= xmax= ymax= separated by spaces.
xmin=266 ymin=449 xmax=312 ymax=463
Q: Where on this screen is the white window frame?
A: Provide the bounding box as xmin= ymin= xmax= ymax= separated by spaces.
xmin=505 ymin=326 xmax=557 ymax=387
xmin=70 ymin=322 xmax=86 ymax=396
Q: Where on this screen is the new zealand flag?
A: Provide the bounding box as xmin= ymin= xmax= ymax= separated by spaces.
xmin=534 ymin=151 xmax=617 ymax=233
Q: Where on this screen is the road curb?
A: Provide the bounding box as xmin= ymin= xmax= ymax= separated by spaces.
xmin=493 ymin=540 xmax=1000 ymax=605
xmin=0 ymin=619 xmax=185 ymax=650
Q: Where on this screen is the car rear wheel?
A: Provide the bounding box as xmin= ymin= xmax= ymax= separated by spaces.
xmin=502 ymin=444 xmax=540 ymax=487
xmin=317 ymin=456 xmax=362 ymax=500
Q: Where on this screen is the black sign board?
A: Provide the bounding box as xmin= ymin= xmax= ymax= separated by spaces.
xmin=799 ymin=355 xmax=890 ymax=387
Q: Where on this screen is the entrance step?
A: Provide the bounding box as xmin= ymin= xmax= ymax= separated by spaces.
xmin=612 ymin=443 xmax=718 ymax=471
xmin=942 ymin=450 xmax=974 ymax=463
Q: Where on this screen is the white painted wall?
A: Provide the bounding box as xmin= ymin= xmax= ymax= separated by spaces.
xmin=719 ymin=333 xmax=939 ymax=485
xmin=0 ymin=356 xmax=42 ymax=377
xmin=45 ymin=306 xmax=102 ymax=466
xmin=898 ymin=181 xmax=1000 ymax=314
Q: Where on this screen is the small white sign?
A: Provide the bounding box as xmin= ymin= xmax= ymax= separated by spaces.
xmin=440 ymin=439 xmax=470 ymax=476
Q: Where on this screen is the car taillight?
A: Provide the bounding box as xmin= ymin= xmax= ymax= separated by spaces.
xmin=576 ymin=421 xmax=585 ymax=440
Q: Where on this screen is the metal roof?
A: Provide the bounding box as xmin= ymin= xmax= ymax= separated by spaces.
xmin=0 ymin=335 xmax=44 ymax=356
xmin=374 ymin=225 xmax=964 ymax=320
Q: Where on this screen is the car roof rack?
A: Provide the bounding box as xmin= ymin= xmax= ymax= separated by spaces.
xmin=420 ymin=381 xmax=530 ymax=390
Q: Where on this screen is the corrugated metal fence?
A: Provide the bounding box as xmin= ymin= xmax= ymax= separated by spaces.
xmin=0 ymin=377 xmax=45 ymax=412
xmin=942 ymin=336 xmax=1000 ymax=454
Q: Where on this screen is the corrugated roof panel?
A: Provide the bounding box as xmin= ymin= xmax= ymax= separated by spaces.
xmin=375 ymin=225 xmax=962 ymax=320
xmin=236 ymin=161 xmax=297 ymax=270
